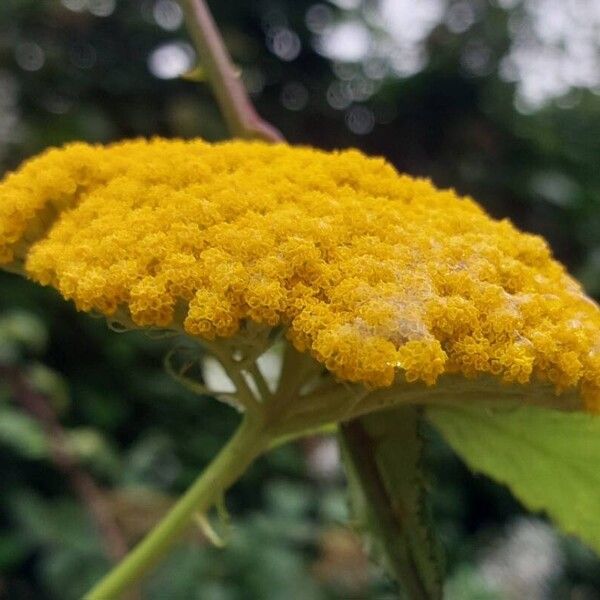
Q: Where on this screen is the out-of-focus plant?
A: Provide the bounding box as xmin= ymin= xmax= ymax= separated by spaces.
xmin=1 ymin=1 xmax=600 ymax=599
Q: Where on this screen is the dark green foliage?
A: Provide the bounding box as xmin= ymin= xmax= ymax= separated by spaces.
xmin=0 ymin=1 xmax=599 ymax=598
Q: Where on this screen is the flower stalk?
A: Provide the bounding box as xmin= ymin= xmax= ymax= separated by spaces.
xmin=86 ymin=412 xmax=269 ymax=599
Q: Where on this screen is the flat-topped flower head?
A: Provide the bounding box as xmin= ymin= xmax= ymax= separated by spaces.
xmin=1 ymin=138 xmax=599 ymax=409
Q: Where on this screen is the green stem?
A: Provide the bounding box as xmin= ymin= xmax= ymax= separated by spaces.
xmin=180 ymin=0 xmax=283 ymax=142
xmin=247 ymin=362 xmax=273 ymax=401
xmin=206 ymin=341 xmax=262 ymax=410
xmin=340 ymin=416 xmax=438 ymax=600
xmin=85 ymin=415 xmax=268 ymax=599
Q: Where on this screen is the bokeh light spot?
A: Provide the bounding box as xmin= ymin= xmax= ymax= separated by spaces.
xmin=345 ymin=104 xmax=374 ymax=134
xmin=267 ymin=27 xmax=302 ymax=62
xmin=280 ymin=82 xmax=309 ymax=111
xmin=153 ymin=0 xmax=183 ymax=31
xmin=15 ymin=42 xmax=45 ymax=72
xmin=148 ymin=41 xmax=195 ymax=79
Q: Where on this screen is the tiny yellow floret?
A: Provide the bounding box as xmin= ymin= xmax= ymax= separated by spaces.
xmin=1 ymin=139 xmax=599 ymax=409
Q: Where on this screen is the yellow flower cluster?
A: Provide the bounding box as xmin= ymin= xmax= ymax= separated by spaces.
xmin=1 ymin=138 xmax=599 ymax=409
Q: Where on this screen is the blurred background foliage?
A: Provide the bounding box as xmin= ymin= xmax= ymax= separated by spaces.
xmin=0 ymin=0 xmax=599 ymax=598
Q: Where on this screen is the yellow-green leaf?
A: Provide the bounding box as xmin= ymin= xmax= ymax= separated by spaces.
xmin=427 ymin=404 xmax=600 ymax=554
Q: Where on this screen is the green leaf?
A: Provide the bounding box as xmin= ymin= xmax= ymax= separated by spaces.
xmin=0 ymin=533 xmax=31 ymax=571
xmin=65 ymin=427 xmax=122 ymax=479
xmin=0 ymin=405 xmax=48 ymax=459
xmin=340 ymin=407 xmax=444 ymax=600
xmin=427 ymin=404 xmax=600 ymax=555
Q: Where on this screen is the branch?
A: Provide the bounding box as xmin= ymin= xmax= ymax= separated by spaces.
xmin=180 ymin=0 xmax=284 ymax=142
xmin=0 ymin=364 xmax=129 ymax=563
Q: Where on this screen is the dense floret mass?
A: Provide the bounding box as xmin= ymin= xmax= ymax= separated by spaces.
xmin=1 ymin=139 xmax=599 ymax=408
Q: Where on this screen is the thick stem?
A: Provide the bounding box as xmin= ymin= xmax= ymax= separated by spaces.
xmin=85 ymin=415 xmax=268 ymax=599
xmin=180 ymin=0 xmax=283 ymax=142
xmin=340 ymin=417 xmax=435 ymax=600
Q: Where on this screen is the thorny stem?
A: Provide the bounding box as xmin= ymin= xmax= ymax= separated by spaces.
xmin=341 ymin=409 xmax=446 ymax=600
xmin=0 ymin=365 xmax=129 ymax=564
xmin=179 ymin=0 xmax=284 ymax=142
xmin=341 ymin=419 xmax=432 ymax=600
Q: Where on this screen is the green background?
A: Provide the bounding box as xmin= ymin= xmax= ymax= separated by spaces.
xmin=0 ymin=0 xmax=599 ymax=598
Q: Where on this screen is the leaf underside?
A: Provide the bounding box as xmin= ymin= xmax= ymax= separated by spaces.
xmin=339 ymin=407 xmax=444 ymax=600
xmin=427 ymin=404 xmax=600 ymax=555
